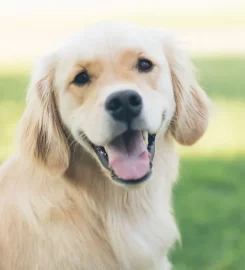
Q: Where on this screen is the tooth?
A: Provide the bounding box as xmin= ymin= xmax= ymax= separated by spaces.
xmin=142 ymin=131 xmax=148 ymax=145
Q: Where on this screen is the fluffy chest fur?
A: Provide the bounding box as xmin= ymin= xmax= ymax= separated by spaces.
xmin=30 ymin=193 xmax=177 ymax=270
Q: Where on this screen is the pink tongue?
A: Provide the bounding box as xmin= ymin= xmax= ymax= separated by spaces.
xmin=104 ymin=131 xmax=150 ymax=180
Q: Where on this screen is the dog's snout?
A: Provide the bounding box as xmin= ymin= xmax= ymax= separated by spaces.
xmin=105 ymin=90 xmax=142 ymax=123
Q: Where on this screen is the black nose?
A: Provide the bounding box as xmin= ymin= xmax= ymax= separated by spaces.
xmin=105 ymin=90 xmax=143 ymax=123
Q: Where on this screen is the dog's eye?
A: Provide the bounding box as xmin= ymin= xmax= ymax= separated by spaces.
xmin=73 ymin=71 xmax=90 ymax=85
xmin=137 ymin=58 xmax=153 ymax=72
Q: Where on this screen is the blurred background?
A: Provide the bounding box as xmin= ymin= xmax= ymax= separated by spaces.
xmin=0 ymin=0 xmax=244 ymax=269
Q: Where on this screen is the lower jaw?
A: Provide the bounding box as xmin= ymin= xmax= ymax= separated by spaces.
xmin=111 ymin=170 xmax=152 ymax=185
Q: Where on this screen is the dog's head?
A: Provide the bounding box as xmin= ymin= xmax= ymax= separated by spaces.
xmin=19 ymin=22 xmax=210 ymax=186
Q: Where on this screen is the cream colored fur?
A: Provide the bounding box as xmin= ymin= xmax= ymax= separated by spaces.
xmin=0 ymin=22 xmax=210 ymax=270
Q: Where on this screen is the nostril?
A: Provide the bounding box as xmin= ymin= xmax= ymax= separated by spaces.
xmin=107 ymin=98 xmax=122 ymax=112
xmin=129 ymin=94 xmax=142 ymax=107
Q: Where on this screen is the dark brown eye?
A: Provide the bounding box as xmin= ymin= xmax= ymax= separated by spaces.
xmin=137 ymin=58 xmax=153 ymax=72
xmin=73 ymin=71 xmax=90 ymax=85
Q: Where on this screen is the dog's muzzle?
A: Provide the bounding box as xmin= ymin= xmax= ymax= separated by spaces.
xmin=80 ymin=90 xmax=157 ymax=185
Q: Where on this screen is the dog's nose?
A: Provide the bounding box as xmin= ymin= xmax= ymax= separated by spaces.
xmin=105 ymin=90 xmax=142 ymax=123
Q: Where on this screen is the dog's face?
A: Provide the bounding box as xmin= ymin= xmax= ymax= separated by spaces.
xmin=55 ymin=24 xmax=175 ymax=185
xmin=20 ymin=23 xmax=210 ymax=187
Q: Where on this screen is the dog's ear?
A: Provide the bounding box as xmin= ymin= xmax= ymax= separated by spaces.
xmin=163 ymin=34 xmax=210 ymax=145
xmin=19 ymin=53 xmax=70 ymax=174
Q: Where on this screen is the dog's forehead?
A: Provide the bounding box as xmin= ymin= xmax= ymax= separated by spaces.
xmin=58 ymin=23 xmax=161 ymax=62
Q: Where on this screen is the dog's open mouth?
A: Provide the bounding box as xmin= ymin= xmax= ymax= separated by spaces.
xmin=89 ymin=131 xmax=156 ymax=184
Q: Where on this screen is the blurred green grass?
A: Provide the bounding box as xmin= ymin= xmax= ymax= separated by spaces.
xmin=0 ymin=56 xmax=245 ymax=269
xmin=195 ymin=57 xmax=245 ymax=100
xmin=0 ymin=73 xmax=28 ymax=160
xmin=172 ymin=156 xmax=245 ymax=270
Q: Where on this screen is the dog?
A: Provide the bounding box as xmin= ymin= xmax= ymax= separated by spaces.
xmin=0 ymin=22 xmax=210 ymax=270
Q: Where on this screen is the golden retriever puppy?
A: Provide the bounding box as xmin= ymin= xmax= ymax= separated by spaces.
xmin=0 ymin=22 xmax=210 ymax=270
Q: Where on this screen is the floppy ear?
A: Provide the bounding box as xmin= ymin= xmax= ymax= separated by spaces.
xmin=19 ymin=53 xmax=70 ymax=174
xmin=164 ymin=34 xmax=210 ymax=145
